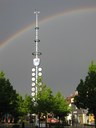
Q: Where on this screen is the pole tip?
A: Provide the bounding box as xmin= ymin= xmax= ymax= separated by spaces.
xmin=34 ymin=9 xmax=40 ymax=14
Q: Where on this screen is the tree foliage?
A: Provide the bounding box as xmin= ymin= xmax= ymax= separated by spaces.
xmin=89 ymin=61 xmax=96 ymax=72
xmin=22 ymin=95 xmax=34 ymax=114
xmin=36 ymin=78 xmax=70 ymax=123
xmin=0 ymin=71 xmax=19 ymax=121
xmin=37 ymin=84 xmax=54 ymax=113
xmin=16 ymin=94 xmax=34 ymax=122
xmin=74 ymin=61 xmax=96 ymax=128
xmin=53 ymin=91 xmax=71 ymax=119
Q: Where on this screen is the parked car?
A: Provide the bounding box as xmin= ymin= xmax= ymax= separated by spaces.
xmin=47 ymin=118 xmax=59 ymax=123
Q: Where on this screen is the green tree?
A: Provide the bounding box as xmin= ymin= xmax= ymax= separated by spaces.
xmin=36 ymin=83 xmax=54 ymax=127
xmin=74 ymin=61 xmax=96 ymax=128
xmin=89 ymin=61 xmax=96 ymax=72
xmin=0 ymin=71 xmax=19 ymax=122
xmin=16 ymin=94 xmax=24 ymax=116
xmin=37 ymin=84 xmax=54 ymax=113
xmin=17 ymin=94 xmax=34 ymax=122
xmin=34 ymin=77 xmax=54 ymax=114
xmin=23 ymin=95 xmax=33 ymax=114
xmin=53 ymin=91 xmax=71 ymax=122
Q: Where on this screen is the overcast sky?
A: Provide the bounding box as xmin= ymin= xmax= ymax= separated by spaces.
xmin=0 ymin=0 xmax=96 ymax=97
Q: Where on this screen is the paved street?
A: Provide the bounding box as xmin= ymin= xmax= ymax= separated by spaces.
xmin=0 ymin=123 xmax=95 ymax=128
xmin=20 ymin=123 xmax=95 ymax=128
xmin=61 ymin=125 xmax=94 ymax=128
xmin=22 ymin=124 xmax=95 ymax=128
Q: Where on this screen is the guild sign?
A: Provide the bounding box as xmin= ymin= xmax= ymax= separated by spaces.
xmin=33 ymin=58 xmax=40 ymax=66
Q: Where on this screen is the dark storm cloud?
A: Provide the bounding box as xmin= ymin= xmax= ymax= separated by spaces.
xmin=0 ymin=0 xmax=96 ymax=97
xmin=0 ymin=0 xmax=96 ymax=42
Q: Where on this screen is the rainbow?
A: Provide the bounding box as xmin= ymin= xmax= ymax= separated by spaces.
xmin=0 ymin=6 xmax=96 ymax=49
